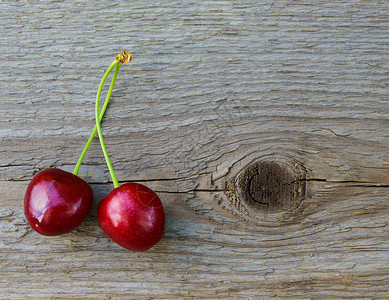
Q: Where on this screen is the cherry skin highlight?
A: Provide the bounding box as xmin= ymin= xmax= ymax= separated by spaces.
xmin=97 ymin=182 xmax=165 ymax=251
xmin=24 ymin=168 xmax=93 ymax=236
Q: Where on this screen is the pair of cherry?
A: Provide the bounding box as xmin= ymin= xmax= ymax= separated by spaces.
xmin=24 ymin=51 xmax=165 ymax=252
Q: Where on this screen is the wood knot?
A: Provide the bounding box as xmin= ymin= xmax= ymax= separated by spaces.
xmin=236 ymin=161 xmax=306 ymax=213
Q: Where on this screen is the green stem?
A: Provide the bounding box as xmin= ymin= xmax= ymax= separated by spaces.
xmin=95 ymin=60 xmax=122 ymax=188
xmin=73 ymin=67 xmax=118 ymax=176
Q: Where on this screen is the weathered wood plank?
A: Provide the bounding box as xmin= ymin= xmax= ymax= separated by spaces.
xmin=1 ymin=0 xmax=389 ymax=298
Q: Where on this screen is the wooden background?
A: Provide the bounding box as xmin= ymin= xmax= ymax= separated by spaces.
xmin=1 ymin=1 xmax=389 ymax=299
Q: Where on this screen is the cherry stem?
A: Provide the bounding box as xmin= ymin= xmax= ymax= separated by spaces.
xmin=73 ymin=71 xmax=117 ymax=176
xmin=94 ymin=51 xmax=132 ymax=188
xmin=95 ymin=61 xmax=121 ymax=188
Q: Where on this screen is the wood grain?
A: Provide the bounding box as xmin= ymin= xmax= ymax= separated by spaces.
xmin=1 ymin=0 xmax=389 ymax=299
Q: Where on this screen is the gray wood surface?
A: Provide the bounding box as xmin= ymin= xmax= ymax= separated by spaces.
xmin=1 ymin=1 xmax=389 ymax=299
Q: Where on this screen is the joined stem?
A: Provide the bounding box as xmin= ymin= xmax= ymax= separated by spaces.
xmin=73 ymin=51 xmax=132 ymax=187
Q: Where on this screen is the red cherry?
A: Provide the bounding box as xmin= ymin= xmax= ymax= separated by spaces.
xmin=97 ymin=182 xmax=165 ymax=251
xmin=24 ymin=168 xmax=93 ymax=236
